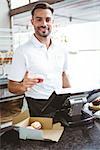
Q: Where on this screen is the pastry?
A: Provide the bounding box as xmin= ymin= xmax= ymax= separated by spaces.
xmin=31 ymin=121 xmax=42 ymax=129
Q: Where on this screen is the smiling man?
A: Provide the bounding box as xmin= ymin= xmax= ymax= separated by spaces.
xmin=8 ymin=2 xmax=71 ymax=117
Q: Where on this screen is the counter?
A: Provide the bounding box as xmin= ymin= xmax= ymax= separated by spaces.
xmin=0 ymin=88 xmax=100 ymax=149
xmin=0 ymin=88 xmax=24 ymax=125
xmin=0 ymin=88 xmax=24 ymax=102
xmin=1 ymin=121 xmax=100 ymax=150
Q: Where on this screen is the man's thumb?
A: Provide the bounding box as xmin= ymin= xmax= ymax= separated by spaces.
xmin=24 ymin=71 xmax=29 ymax=78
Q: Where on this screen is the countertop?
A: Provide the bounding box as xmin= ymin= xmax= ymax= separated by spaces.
xmin=0 ymin=88 xmax=24 ymax=124
xmin=0 ymin=88 xmax=24 ymax=102
xmin=0 ymin=78 xmax=23 ymax=101
xmin=0 ymin=78 xmax=8 ymax=86
xmin=1 ymin=121 xmax=100 ymax=150
xmin=1 ymin=88 xmax=100 ymax=150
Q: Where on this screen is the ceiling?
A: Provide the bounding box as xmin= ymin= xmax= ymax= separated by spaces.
xmin=54 ymin=0 xmax=100 ymax=24
xmin=12 ymin=0 xmax=100 ymax=27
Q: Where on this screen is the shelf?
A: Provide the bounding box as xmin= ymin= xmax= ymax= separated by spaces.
xmin=0 ymin=28 xmax=13 ymax=51
xmin=0 ymin=58 xmax=12 ymax=64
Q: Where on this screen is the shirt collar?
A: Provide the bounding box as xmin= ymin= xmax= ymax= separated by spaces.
xmin=31 ymin=34 xmax=44 ymax=48
xmin=31 ymin=34 xmax=54 ymax=49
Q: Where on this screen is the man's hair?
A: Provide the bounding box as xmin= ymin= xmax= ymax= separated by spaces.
xmin=31 ymin=2 xmax=54 ymax=16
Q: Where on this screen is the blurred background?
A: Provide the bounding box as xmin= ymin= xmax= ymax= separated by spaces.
xmin=0 ymin=0 xmax=100 ymax=88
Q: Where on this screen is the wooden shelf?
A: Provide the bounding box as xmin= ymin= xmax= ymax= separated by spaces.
xmin=0 ymin=57 xmax=12 ymax=64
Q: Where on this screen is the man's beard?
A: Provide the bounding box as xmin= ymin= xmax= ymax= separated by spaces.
xmin=39 ymin=31 xmax=50 ymax=37
xmin=35 ymin=26 xmax=51 ymax=37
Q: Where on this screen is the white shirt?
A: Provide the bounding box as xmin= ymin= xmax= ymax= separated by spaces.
xmin=8 ymin=35 xmax=68 ymax=99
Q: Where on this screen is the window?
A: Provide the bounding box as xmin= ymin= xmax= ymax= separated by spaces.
xmin=11 ymin=0 xmax=29 ymax=9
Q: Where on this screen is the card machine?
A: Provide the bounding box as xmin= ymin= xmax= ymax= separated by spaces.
xmin=41 ymin=88 xmax=100 ymax=127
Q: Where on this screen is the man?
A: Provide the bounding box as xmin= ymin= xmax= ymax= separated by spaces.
xmin=8 ymin=2 xmax=71 ymax=117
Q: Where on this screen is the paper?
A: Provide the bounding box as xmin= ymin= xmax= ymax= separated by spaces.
xmin=19 ymin=127 xmax=43 ymax=140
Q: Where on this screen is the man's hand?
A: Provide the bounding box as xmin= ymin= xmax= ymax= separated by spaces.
xmin=21 ymin=71 xmax=39 ymax=92
xmin=8 ymin=71 xmax=43 ymax=94
xmin=62 ymin=71 xmax=71 ymax=88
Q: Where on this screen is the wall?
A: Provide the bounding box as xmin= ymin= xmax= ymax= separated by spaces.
xmin=0 ymin=0 xmax=10 ymax=28
xmin=0 ymin=0 xmax=11 ymax=78
xmin=65 ymin=22 xmax=100 ymax=88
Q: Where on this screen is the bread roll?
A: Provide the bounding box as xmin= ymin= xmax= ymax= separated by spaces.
xmin=31 ymin=121 xmax=42 ymax=129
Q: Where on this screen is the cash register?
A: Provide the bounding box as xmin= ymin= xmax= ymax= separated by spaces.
xmin=41 ymin=88 xmax=100 ymax=127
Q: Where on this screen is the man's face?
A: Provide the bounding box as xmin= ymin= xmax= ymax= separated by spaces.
xmin=31 ymin=9 xmax=53 ymax=37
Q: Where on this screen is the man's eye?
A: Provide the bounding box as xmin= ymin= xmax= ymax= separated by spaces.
xmin=37 ymin=18 xmax=42 ymax=21
xmin=46 ymin=18 xmax=51 ymax=22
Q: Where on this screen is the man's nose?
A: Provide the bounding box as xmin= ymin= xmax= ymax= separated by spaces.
xmin=41 ymin=20 xmax=47 ymax=26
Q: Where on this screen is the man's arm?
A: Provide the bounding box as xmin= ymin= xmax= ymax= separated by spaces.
xmin=62 ymin=71 xmax=71 ymax=88
xmin=8 ymin=72 xmax=39 ymax=94
xmin=8 ymin=80 xmax=26 ymax=95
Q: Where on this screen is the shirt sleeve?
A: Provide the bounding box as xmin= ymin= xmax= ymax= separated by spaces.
xmin=8 ymin=47 xmax=27 ymax=82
